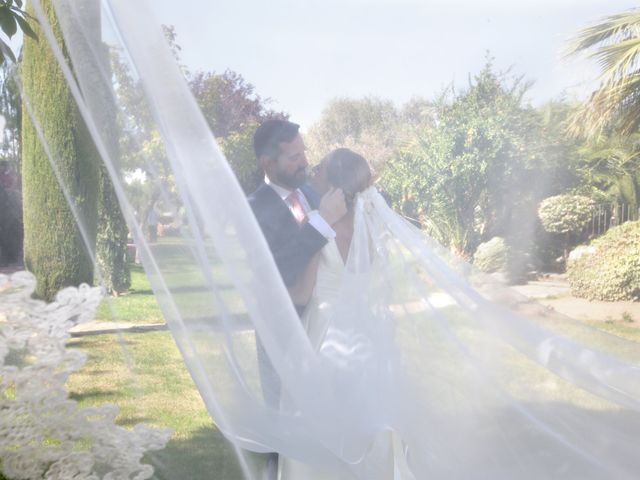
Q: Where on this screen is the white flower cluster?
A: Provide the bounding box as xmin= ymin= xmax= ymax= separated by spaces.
xmin=0 ymin=272 xmax=172 ymax=480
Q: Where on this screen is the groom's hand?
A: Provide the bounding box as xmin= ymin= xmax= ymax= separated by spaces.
xmin=318 ymin=187 xmax=347 ymax=225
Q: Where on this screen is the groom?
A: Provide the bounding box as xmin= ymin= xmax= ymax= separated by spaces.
xmin=248 ymin=119 xmax=345 ymax=480
xmin=249 ymin=119 xmax=346 ymax=314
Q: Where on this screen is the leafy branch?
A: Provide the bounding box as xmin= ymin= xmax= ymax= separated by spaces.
xmin=0 ymin=0 xmax=37 ymax=64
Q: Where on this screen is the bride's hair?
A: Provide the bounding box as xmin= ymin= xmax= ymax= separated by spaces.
xmin=325 ymin=148 xmax=371 ymax=206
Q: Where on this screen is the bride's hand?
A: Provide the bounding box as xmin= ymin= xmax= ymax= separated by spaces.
xmin=319 ymin=187 xmax=347 ymax=225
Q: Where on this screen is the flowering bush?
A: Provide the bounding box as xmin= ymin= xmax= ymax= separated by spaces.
xmin=567 ymin=221 xmax=640 ymax=301
xmin=0 ymin=272 xmax=172 ymax=479
xmin=537 ymin=195 xmax=595 ymax=235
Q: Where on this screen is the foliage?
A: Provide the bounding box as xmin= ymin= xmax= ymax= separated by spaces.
xmin=575 ymin=133 xmax=640 ymax=208
xmin=474 ymin=237 xmax=509 ymax=273
xmin=112 ymin=33 xmax=286 ymax=215
xmin=305 ymin=96 xmax=402 ymax=171
xmin=91 ymin=42 xmax=131 ymax=296
xmin=190 ymin=69 xmax=286 ymax=192
xmin=382 ymin=60 xmax=544 ymax=256
xmin=191 ymin=69 xmax=285 ymax=138
xmin=0 ymin=0 xmax=36 ymax=65
xmin=472 ymin=236 xmax=528 ymax=284
xmin=0 ymin=61 xmax=21 ymax=265
xmin=21 ymin=0 xmax=99 ymax=301
xmin=216 ymin=123 xmax=263 ymax=193
xmin=537 ymin=194 xmax=595 ymax=235
xmin=96 ymin=165 xmax=131 ymax=295
xmin=0 ymin=60 xmax=20 ymax=168
xmin=566 ymin=8 xmax=640 ymax=137
xmin=0 ymin=187 xmax=21 ymax=264
xmin=567 ymin=220 xmax=640 ymax=301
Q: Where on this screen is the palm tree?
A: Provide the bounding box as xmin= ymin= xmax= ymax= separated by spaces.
xmin=567 ymin=9 xmax=640 ymax=138
xmin=578 ymin=133 xmax=640 ymax=208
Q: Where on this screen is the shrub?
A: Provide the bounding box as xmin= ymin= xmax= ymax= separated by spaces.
xmin=0 ymin=188 xmax=22 ymax=265
xmin=538 ymin=194 xmax=595 ymax=234
xmin=473 ymin=237 xmax=528 ymax=284
xmin=567 ymin=221 xmax=640 ymax=301
xmin=538 ymin=194 xmax=595 ymax=267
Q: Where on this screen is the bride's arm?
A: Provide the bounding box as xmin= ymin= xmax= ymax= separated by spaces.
xmin=287 ymin=252 xmax=321 ymax=307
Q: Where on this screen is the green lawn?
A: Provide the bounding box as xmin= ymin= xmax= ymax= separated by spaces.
xmin=95 ymin=237 xmax=248 ymax=325
xmin=74 ymin=245 xmax=639 ymax=478
xmin=586 ymin=320 xmax=640 ymax=342
xmin=95 ymin=265 xmax=165 ymax=324
xmin=66 ymin=331 xmax=246 ymax=479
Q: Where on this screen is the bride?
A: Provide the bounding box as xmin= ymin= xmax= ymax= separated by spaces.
xmin=280 ymin=148 xmax=417 ymax=479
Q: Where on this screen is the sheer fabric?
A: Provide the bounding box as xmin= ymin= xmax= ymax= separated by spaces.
xmin=20 ymin=1 xmax=640 ymax=478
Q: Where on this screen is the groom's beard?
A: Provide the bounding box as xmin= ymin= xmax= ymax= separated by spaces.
xmin=276 ymin=167 xmax=307 ymax=190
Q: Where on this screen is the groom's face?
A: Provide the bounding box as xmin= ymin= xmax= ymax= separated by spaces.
xmin=270 ymin=134 xmax=308 ymax=189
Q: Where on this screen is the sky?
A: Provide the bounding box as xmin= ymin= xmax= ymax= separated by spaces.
xmin=151 ymin=1 xmax=637 ymax=128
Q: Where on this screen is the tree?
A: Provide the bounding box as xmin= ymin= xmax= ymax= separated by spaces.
xmin=21 ymin=0 xmax=99 ymax=300
xmin=0 ymin=58 xmax=22 ymax=265
xmin=305 ymin=96 xmax=402 ymax=171
xmin=110 ymin=32 xmax=287 ymax=242
xmin=567 ymin=8 xmax=640 ymax=137
xmin=575 ymin=133 xmax=640 ymax=208
xmin=190 ymin=69 xmax=286 ymax=192
xmin=0 ymin=59 xmax=20 ymax=168
xmin=382 ymin=61 xmax=543 ymax=257
xmin=92 ymin=33 xmax=131 ymax=295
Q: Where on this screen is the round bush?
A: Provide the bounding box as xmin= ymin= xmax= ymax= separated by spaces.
xmin=538 ymin=195 xmax=595 ymax=235
xmin=473 ymin=237 xmax=528 ymax=284
xmin=567 ymin=221 xmax=640 ymax=301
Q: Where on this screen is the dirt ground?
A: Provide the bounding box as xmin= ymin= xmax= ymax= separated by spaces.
xmin=511 ymin=273 xmax=640 ymax=327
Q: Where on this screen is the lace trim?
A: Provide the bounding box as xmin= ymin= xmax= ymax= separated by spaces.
xmin=0 ymin=272 xmax=171 ymax=479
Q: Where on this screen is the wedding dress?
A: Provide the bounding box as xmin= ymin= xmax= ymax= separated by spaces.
xmin=278 ymin=235 xmax=391 ymax=480
xmin=280 ymin=227 xmax=416 ymax=480
xmin=20 ymin=1 xmax=640 ymax=479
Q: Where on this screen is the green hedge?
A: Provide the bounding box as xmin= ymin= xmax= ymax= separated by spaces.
xmin=21 ymin=0 xmax=99 ymax=300
xmin=567 ymin=221 xmax=640 ymax=301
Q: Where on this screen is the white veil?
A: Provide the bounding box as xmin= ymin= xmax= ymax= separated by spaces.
xmin=19 ymin=0 xmax=640 ymax=478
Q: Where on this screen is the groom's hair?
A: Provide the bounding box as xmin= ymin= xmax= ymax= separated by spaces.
xmin=253 ymin=119 xmax=300 ymax=159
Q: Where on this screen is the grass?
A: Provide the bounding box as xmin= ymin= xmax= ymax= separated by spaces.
xmin=66 ymin=331 xmax=246 ymax=479
xmin=586 ymin=320 xmax=640 ymax=342
xmin=72 ymin=238 xmax=640 ymax=477
xmin=95 ymin=237 xmax=248 ymax=325
xmin=95 ymin=265 xmax=164 ymax=324
xmin=70 ymin=237 xmax=257 ymax=478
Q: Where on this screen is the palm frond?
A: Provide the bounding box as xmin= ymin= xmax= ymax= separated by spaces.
xmin=591 ymin=37 xmax=640 ymax=81
xmin=567 ymin=9 xmax=640 ymax=138
xmin=566 ymin=9 xmax=640 ymax=56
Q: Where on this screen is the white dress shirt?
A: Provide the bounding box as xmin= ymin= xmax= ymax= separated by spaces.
xmin=265 ymin=177 xmax=336 ymax=239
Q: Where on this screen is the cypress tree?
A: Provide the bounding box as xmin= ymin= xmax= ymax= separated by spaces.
xmin=96 ymin=152 xmax=131 ymax=295
xmin=91 ymin=22 xmax=131 ymax=295
xmin=21 ymin=0 xmax=99 ymax=300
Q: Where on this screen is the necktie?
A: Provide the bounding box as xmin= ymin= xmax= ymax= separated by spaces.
xmin=287 ymin=190 xmax=306 ymax=225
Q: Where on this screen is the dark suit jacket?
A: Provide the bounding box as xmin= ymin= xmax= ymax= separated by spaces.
xmin=248 ymin=182 xmax=327 ymax=288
